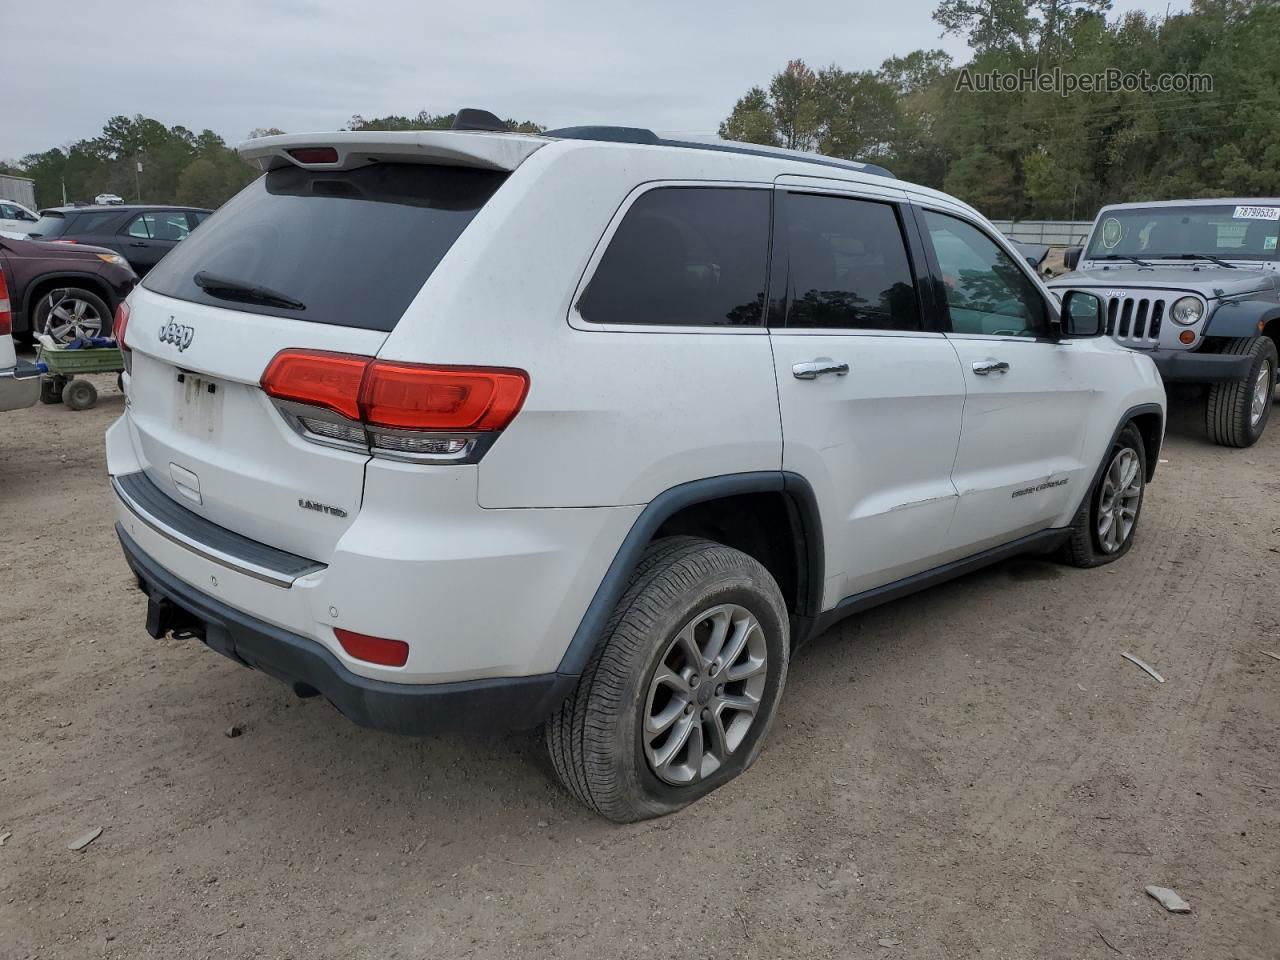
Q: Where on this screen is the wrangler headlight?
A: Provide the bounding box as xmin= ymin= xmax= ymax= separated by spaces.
xmin=1170 ymin=296 xmax=1204 ymax=326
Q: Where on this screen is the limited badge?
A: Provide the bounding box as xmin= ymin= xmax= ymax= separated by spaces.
xmin=1100 ymin=217 xmax=1123 ymax=248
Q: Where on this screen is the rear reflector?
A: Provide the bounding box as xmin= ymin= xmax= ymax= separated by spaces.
xmin=334 ymin=628 xmax=409 ymax=667
xmin=0 ymin=268 xmax=10 ymax=336
xmin=288 ymin=146 xmax=339 ymax=164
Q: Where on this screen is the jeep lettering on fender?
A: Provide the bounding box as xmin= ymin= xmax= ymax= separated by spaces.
xmin=158 ymin=318 xmax=194 ymax=352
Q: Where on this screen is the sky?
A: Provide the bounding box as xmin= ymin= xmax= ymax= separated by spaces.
xmin=1 ymin=0 xmax=1186 ymax=161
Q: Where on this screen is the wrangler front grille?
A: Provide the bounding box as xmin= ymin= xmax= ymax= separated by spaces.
xmin=1105 ymin=295 xmax=1165 ymax=346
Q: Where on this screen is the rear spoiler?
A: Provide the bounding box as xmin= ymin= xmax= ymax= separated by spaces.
xmin=237 ymin=130 xmax=549 ymax=173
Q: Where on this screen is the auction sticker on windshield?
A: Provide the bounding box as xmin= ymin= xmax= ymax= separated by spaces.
xmin=1232 ymin=205 xmax=1280 ymax=220
xmin=1101 ymin=217 xmax=1123 ymax=248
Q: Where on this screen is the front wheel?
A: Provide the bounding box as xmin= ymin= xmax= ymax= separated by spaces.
xmin=32 ymin=287 xmax=111 ymax=344
xmin=1060 ymin=423 xmax=1147 ymax=568
xmin=1205 ymin=337 xmax=1277 ymax=448
xmin=547 ymin=537 xmax=790 ymax=822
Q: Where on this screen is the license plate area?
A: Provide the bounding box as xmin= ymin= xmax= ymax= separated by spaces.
xmin=174 ymin=371 xmax=224 ymax=438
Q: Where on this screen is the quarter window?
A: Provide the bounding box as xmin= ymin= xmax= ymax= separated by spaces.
xmin=578 ymin=187 xmax=770 ymax=327
xmin=777 ymin=193 xmax=921 ymax=331
xmin=923 ymin=210 xmax=1047 ymax=338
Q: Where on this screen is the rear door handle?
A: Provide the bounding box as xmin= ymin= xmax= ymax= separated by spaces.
xmin=130 ymin=241 xmax=148 ymax=247
xmin=971 ymin=359 xmax=1010 ymax=376
xmin=792 ymin=357 xmax=849 ymax=380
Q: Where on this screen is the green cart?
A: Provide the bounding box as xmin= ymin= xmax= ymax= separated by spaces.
xmin=36 ymin=339 xmax=125 ymax=411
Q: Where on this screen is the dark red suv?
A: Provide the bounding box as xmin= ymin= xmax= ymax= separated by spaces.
xmin=0 ymin=234 xmax=138 ymax=343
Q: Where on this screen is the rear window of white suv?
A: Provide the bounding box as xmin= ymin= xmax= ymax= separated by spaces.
xmin=143 ymin=162 xmax=508 ymax=331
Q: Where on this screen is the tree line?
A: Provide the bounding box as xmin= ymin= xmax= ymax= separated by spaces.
xmin=721 ymin=0 xmax=1280 ymax=219
xmin=5 ymin=0 xmax=1273 ymax=219
xmin=1 ymin=112 xmax=541 ymax=212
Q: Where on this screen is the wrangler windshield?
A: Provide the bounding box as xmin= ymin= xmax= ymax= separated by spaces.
xmin=1085 ymin=204 xmax=1280 ymax=262
xmin=144 ymin=162 xmax=508 ymax=331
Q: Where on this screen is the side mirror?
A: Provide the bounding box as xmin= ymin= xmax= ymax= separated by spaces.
xmin=1060 ymin=290 xmax=1104 ymax=337
xmin=1062 ymin=246 xmax=1082 ymax=271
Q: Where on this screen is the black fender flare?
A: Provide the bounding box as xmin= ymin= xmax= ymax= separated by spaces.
xmin=556 ymin=471 xmax=824 ymax=677
xmin=1202 ymin=299 xmax=1280 ymax=339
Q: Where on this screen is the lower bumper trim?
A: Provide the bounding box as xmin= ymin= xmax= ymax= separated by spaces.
xmin=117 ymin=524 xmax=578 ymax=735
xmin=1150 ymin=349 xmax=1254 ymax=383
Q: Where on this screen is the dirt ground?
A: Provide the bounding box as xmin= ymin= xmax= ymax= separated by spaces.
xmin=2 ymin=370 xmax=1277 ymax=960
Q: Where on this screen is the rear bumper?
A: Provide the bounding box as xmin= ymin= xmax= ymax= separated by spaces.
xmin=118 ymin=525 xmax=578 ymax=734
xmin=1149 ymin=349 xmax=1255 ymax=383
xmin=0 ymin=360 xmax=41 ymax=412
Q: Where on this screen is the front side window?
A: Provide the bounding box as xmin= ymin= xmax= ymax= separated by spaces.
xmin=777 ymin=193 xmax=920 ymax=331
xmin=578 ymin=187 xmax=770 ymax=327
xmin=924 ymin=210 xmax=1046 ymax=338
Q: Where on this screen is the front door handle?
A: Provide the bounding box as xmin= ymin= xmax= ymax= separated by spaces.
xmin=792 ymin=357 xmax=849 ymax=380
xmin=971 ymin=359 xmax=1010 ymax=376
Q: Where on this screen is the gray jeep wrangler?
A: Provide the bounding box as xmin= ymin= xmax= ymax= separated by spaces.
xmin=1049 ymin=199 xmax=1280 ymax=447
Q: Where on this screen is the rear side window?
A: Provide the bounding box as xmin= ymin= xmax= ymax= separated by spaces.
xmin=143 ymin=163 xmax=509 ymax=331
xmin=776 ymin=192 xmax=920 ymax=331
xmin=73 ymin=211 xmax=121 ymax=233
xmin=579 ymin=187 xmax=770 ymax=327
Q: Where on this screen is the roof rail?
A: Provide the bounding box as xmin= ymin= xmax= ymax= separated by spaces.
xmin=543 ymin=125 xmax=895 ymax=179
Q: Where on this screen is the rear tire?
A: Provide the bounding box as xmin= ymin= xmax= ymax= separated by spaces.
xmin=1205 ymin=337 xmax=1276 ymax=448
xmin=547 ymin=536 xmax=789 ymax=823
xmin=1060 ymin=423 xmax=1147 ymax=568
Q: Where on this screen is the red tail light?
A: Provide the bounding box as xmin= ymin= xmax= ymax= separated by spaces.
xmin=261 ymin=349 xmax=530 ymax=448
xmin=333 ymin=628 xmax=409 ymax=667
xmin=113 ymin=301 xmax=130 ymax=346
xmin=260 ymin=350 xmax=367 ymax=420
xmin=0 ymin=269 xmax=10 ymax=337
xmin=361 ymin=362 xmax=529 ymax=431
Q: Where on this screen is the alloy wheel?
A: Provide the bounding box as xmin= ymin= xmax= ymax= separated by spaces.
xmin=1251 ymin=359 xmax=1273 ymax=428
xmin=643 ymin=603 xmax=768 ymax=786
xmin=42 ymin=296 xmax=105 ymax=343
xmin=1096 ymin=447 xmax=1142 ymax=554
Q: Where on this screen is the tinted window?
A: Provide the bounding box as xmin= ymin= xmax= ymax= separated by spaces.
xmin=73 ymin=211 xmax=120 ymax=233
xmin=144 ymin=164 xmax=507 ymax=331
xmin=923 ymin=210 xmax=1046 ymax=338
xmin=779 ymin=193 xmax=920 ymax=330
xmin=579 ymin=187 xmax=769 ymax=327
xmin=28 ymin=212 xmax=69 ymax=238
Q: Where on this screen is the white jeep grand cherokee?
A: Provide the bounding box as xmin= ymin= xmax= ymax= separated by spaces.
xmin=106 ymin=113 xmax=1166 ymax=821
